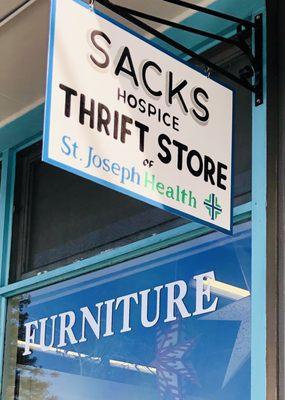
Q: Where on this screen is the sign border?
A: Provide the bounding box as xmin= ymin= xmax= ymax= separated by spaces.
xmin=43 ymin=0 xmax=234 ymax=235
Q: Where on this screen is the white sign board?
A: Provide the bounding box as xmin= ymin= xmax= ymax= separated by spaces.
xmin=43 ymin=0 xmax=234 ymax=234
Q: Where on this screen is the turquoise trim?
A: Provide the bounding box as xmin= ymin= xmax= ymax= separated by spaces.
xmin=153 ymin=0 xmax=264 ymax=54
xmin=0 ymin=296 xmax=7 ymax=397
xmin=15 ymin=131 xmax=42 ymax=153
xmin=0 ymin=150 xmax=16 ymax=287
xmin=251 ymin=6 xmax=267 ymax=400
xmin=0 ymin=104 xmax=44 ymax=152
xmin=0 ymin=150 xmax=15 ymax=397
xmin=0 ymin=202 xmax=250 ymax=299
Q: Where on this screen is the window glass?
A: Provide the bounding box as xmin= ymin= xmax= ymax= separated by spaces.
xmin=9 ymin=45 xmax=251 ymax=282
xmin=9 ymin=141 xmax=180 ymax=282
xmin=3 ymin=222 xmax=251 ymax=399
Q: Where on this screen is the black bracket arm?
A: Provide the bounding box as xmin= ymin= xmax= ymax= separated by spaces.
xmin=93 ymin=0 xmax=263 ymax=106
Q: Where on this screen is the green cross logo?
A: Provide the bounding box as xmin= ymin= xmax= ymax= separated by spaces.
xmin=204 ymin=194 xmax=222 ymax=221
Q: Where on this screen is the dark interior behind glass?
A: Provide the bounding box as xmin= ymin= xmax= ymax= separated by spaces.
xmin=9 ymin=45 xmax=252 ymax=282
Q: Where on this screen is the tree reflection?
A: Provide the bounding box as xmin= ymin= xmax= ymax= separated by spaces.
xmin=6 ymin=295 xmax=58 ymax=400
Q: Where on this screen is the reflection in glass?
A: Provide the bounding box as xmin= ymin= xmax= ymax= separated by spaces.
xmin=3 ymin=222 xmax=251 ymax=399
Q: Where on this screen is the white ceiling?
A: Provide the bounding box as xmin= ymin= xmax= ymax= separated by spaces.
xmin=0 ymin=0 xmax=214 ymax=127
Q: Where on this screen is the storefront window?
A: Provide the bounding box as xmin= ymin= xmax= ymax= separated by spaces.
xmin=9 ymin=46 xmax=251 ymax=283
xmin=9 ymin=141 xmax=181 ymax=282
xmin=3 ymin=221 xmax=251 ymax=399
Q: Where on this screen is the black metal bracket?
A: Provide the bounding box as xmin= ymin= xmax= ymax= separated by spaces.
xmin=92 ymin=0 xmax=263 ymax=106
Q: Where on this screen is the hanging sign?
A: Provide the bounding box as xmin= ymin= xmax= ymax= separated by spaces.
xmin=43 ymin=0 xmax=234 ymax=234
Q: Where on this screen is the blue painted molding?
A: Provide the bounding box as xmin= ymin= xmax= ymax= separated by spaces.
xmin=153 ymin=0 xmax=264 ymax=54
xmin=0 ymin=150 xmax=16 ymax=287
xmin=0 ymin=297 xmax=7 ymax=396
xmin=251 ymin=5 xmax=267 ymax=400
xmin=0 ymin=104 xmax=44 ymax=152
xmin=0 ymin=202 xmax=250 ymax=299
